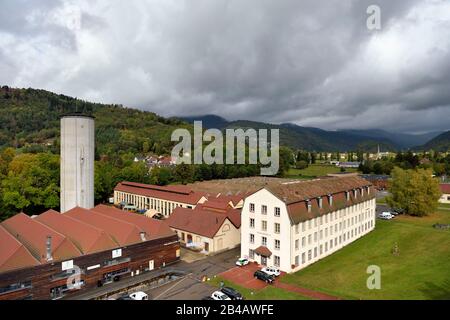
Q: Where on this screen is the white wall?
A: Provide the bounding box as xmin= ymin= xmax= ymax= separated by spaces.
xmin=60 ymin=116 xmax=95 ymax=213
xmin=241 ymin=189 xmax=292 ymax=272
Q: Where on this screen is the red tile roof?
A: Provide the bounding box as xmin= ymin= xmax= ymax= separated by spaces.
xmin=440 ymin=184 xmax=450 ymax=194
xmin=265 ymin=176 xmax=372 ymax=204
xmin=254 ymin=246 xmax=272 ymax=257
xmin=65 ymin=207 xmax=142 ymax=247
xmin=166 ymin=206 xmax=240 ymax=238
xmin=1 ymin=213 xmax=82 ymax=263
xmin=115 ymin=181 xmax=206 ymax=205
xmin=92 ymin=205 xmax=175 ymax=240
xmin=35 ymin=210 xmax=118 ymax=254
xmin=0 ymin=225 xmax=40 ymax=273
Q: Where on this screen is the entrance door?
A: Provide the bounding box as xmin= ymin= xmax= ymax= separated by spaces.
xmin=187 ymin=235 xmax=193 ymax=244
xmin=204 ymin=242 xmax=209 ymax=253
xmin=261 ymin=256 xmax=267 ymax=266
xmin=149 ymin=260 xmax=154 ymax=271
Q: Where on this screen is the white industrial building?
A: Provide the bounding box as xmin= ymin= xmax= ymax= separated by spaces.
xmin=240 ymin=176 xmax=377 ymax=273
xmin=60 ymin=114 xmax=95 ymax=213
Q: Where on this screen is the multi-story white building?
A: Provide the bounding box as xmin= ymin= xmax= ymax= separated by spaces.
xmin=241 ymin=176 xmax=376 ymax=273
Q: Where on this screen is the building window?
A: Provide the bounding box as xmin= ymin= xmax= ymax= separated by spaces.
xmin=250 ymin=218 xmax=255 ymax=228
xmin=302 ymin=253 xmax=306 ymax=264
xmin=275 ymin=207 xmax=281 ymax=217
xmin=295 ymin=239 xmax=299 ymax=250
xmin=274 ymin=256 xmax=281 ymax=267
xmin=314 ymin=232 xmax=317 ymax=242
xmin=249 ymin=249 xmax=255 ymax=259
xmin=308 ymin=234 xmax=312 ymax=245
xmin=314 ymin=247 xmax=317 ymax=258
xmin=295 ymin=224 xmax=299 ymax=234
xmin=295 ymin=255 xmax=300 ymax=267
xmin=262 ymin=237 xmax=267 ymax=246
xmin=302 ymin=237 xmax=306 ymax=247
xmin=320 ymin=245 xmax=323 ymax=255
xmin=250 ymin=234 xmax=255 ymax=244
xmin=275 ymin=240 xmax=281 ymax=250
xmin=318 ymin=197 xmax=323 ymax=209
xmin=262 ymin=220 xmax=268 ymax=232
xmin=330 ymin=240 xmax=333 ymax=249
xmin=308 ymin=250 xmax=312 ymax=261
xmin=275 ymin=223 xmax=281 ymax=234
xmin=250 ymin=203 xmax=255 ymax=213
xmin=261 ymin=205 xmax=267 ymax=215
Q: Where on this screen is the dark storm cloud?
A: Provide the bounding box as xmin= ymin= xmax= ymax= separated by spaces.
xmin=0 ymin=0 xmax=449 ymax=133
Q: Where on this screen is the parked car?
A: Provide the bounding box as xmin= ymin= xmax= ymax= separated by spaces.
xmin=261 ymin=267 xmax=281 ymax=277
xmin=236 ymin=258 xmax=249 ymax=267
xmin=211 ymin=291 xmax=231 ymax=300
xmin=254 ymin=270 xmax=274 ymax=284
xmin=202 ymin=296 xmax=215 ymax=300
xmin=221 ymin=287 xmax=243 ymax=300
xmin=378 ymin=212 xmax=395 ymax=220
xmin=129 ymin=291 xmax=149 ymax=300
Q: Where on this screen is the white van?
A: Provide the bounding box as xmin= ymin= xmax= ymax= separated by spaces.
xmin=378 ymin=212 xmax=395 ymax=220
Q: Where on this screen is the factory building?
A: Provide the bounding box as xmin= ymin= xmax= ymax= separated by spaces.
xmin=0 ymin=205 xmax=179 ymax=300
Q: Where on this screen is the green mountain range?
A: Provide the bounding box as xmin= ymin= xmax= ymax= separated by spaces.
xmin=415 ymin=131 xmax=450 ymax=152
xmin=0 ymin=86 xmax=190 ymax=156
xmin=1 ymin=87 xmax=447 ymax=154
xmin=180 ymin=115 xmax=446 ymax=152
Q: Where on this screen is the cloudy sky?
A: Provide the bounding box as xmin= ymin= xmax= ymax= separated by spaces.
xmin=1 ymin=0 xmax=449 ymax=133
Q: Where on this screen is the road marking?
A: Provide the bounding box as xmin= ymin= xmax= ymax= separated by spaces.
xmin=153 ymin=273 xmax=196 ymax=300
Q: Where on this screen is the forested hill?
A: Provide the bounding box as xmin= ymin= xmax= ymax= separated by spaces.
xmin=416 ymin=131 xmax=450 ymax=152
xmin=0 ymin=86 xmax=190 ymax=156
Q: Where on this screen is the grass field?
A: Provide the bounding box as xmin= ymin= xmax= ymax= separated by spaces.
xmin=208 ymin=277 xmax=311 ymax=300
xmin=281 ymin=209 xmax=450 ymax=300
xmin=286 ymin=164 xmax=358 ymax=180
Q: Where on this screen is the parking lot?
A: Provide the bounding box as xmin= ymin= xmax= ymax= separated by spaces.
xmin=146 ymin=247 xmax=240 ymax=300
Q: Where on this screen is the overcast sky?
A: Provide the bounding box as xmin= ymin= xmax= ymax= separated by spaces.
xmin=1 ymin=0 xmax=449 ymax=133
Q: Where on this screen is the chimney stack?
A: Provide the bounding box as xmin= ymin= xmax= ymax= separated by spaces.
xmin=46 ymin=236 xmax=53 ymax=262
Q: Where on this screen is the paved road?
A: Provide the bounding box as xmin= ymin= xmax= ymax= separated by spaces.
xmin=149 ymin=248 xmax=240 ymax=300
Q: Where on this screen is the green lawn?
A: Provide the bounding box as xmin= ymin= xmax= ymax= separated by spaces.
xmin=208 ymin=277 xmax=311 ymax=300
xmin=281 ymin=210 xmax=450 ymax=300
xmin=286 ymin=164 xmax=358 ymax=180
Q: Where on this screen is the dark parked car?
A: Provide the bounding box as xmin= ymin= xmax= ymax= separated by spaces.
xmin=221 ymin=287 xmax=243 ymax=300
xmin=254 ymin=270 xmax=274 ymax=284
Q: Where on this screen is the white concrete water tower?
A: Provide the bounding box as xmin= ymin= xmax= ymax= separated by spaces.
xmin=60 ymin=114 xmax=95 ymax=213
